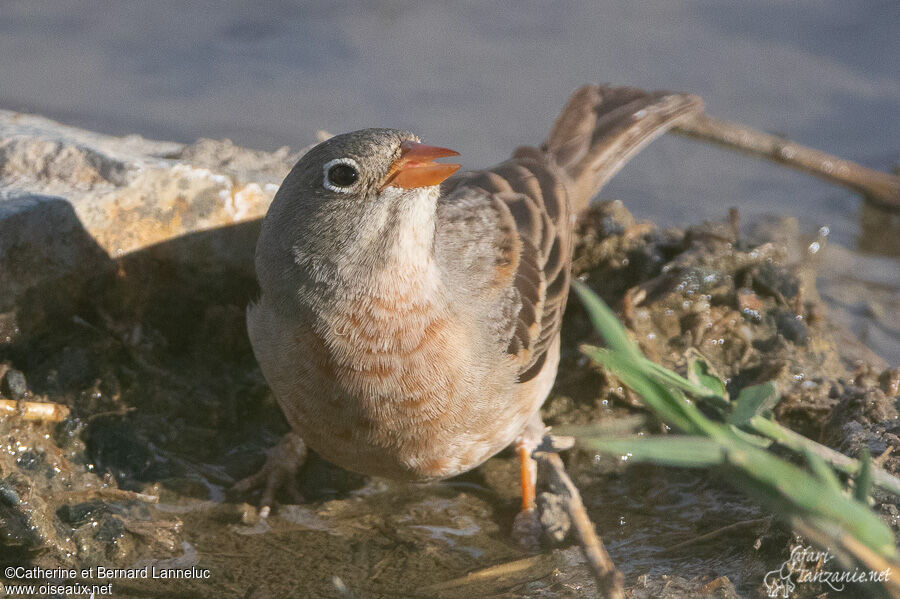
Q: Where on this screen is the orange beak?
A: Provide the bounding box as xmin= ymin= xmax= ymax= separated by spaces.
xmin=381 ymin=140 xmax=460 ymax=190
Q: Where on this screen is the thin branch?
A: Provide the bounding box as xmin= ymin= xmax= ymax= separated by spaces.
xmin=792 ymin=518 xmax=900 ymax=599
xmin=875 ymin=447 xmax=894 ymax=468
xmin=56 ymin=488 xmax=159 ymax=504
xmin=673 ymin=113 xmax=900 ymax=211
xmin=751 ymin=415 xmax=900 ymax=496
xmin=539 ymin=451 xmax=625 ymax=599
xmin=661 ymin=517 xmax=772 ymax=553
xmin=418 ymin=554 xmax=556 ymax=596
xmin=0 ymin=399 xmax=70 ymax=422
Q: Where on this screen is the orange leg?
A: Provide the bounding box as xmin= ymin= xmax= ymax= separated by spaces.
xmin=517 ymin=441 xmax=537 ymax=512
xmin=512 ymin=415 xmax=546 ymax=548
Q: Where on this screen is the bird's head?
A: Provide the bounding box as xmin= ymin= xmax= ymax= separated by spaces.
xmin=256 ymin=128 xmax=460 ymax=295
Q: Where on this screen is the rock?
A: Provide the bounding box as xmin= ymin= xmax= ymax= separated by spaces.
xmin=1 ymin=367 xmax=27 ymax=400
xmin=56 ymin=500 xmax=109 ymax=527
xmin=0 ymin=109 xmax=300 ymax=311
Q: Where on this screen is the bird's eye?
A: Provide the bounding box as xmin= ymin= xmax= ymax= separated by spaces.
xmin=328 ymin=164 xmax=358 ymax=187
xmin=323 ymin=159 xmax=359 ymax=192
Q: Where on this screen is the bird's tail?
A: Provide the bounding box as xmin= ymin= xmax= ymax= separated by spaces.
xmin=541 ymin=85 xmax=703 ymax=212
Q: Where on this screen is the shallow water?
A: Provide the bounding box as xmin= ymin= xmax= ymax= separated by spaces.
xmin=126 ymin=464 xmax=770 ymax=598
xmin=2 ymin=0 xmax=898 ymax=361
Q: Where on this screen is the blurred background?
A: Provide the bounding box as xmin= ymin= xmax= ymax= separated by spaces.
xmin=1 ymin=0 xmax=898 ymax=362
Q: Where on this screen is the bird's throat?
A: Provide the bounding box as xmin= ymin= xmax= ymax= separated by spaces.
xmin=336 ymin=185 xmax=438 ymax=282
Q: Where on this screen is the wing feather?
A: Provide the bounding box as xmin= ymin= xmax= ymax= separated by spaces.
xmin=439 ymin=156 xmax=572 ymax=383
xmin=437 ymin=85 xmax=702 ymax=384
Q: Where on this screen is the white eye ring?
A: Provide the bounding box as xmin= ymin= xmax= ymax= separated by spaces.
xmin=322 ymin=157 xmax=361 ymax=193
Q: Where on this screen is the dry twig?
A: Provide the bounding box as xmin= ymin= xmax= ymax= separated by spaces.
xmin=792 ymin=518 xmax=900 ymax=599
xmin=419 ymin=554 xmax=556 ymax=596
xmin=0 ymin=399 xmax=70 ymax=422
xmin=674 ymin=113 xmax=900 ymax=211
xmin=57 ymin=487 xmax=159 ymax=504
xmin=661 ymin=517 xmax=772 ymax=553
xmin=539 ymin=451 xmax=625 ymax=599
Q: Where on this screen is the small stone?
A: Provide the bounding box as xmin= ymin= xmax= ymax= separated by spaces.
xmin=2 ymin=368 xmax=27 ymax=400
xmin=775 ymin=310 xmax=809 ymax=346
xmin=751 ymin=262 xmax=800 ymax=303
xmin=15 ymin=451 xmax=41 ymax=471
xmin=57 ymin=500 xmax=109 ymax=527
xmin=0 ymin=480 xmax=20 ymax=506
xmin=94 ymin=516 xmax=125 ymax=541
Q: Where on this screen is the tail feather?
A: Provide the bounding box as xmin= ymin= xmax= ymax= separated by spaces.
xmin=542 ymin=85 xmax=703 ymax=212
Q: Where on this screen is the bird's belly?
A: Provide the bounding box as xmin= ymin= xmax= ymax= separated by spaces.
xmin=296 ymin=348 xmax=525 ymax=479
xmin=268 ymin=309 xmax=527 ymax=481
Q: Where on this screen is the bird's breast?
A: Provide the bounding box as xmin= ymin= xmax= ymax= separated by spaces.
xmin=261 ymin=263 xmax=523 ymax=480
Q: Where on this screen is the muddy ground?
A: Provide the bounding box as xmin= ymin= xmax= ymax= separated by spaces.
xmin=1 ymin=198 xmax=897 ymax=598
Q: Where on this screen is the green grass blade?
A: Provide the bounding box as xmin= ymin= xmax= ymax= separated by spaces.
xmin=574 ymin=281 xmax=899 ymax=560
xmin=856 ymin=448 xmax=874 ymax=504
xmin=803 ymin=447 xmax=844 ymax=494
xmin=582 ymin=347 xmax=710 ymax=435
xmin=571 ymin=280 xmax=641 ymax=360
xmin=728 ymin=425 xmax=774 ymax=448
xmin=583 ymin=434 xmax=897 ymax=556
xmin=728 ymin=381 xmax=779 ymax=425
xmin=686 ymin=352 xmax=728 ymax=399
xmin=576 ymin=436 xmax=726 ymax=468
xmin=750 ymin=415 xmax=900 ymax=496
xmin=725 ymin=445 xmax=896 ymax=557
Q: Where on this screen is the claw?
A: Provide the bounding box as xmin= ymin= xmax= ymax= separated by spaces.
xmin=534 ymin=434 xmax=575 ymax=455
xmin=511 ymin=506 xmax=542 ymax=552
xmin=234 ymin=432 xmax=308 ymax=516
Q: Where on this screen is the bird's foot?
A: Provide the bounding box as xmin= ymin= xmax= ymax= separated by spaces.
xmin=234 ymin=432 xmax=308 ymax=518
xmin=510 ymin=418 xmax=542 ymax=550
xmin=512 ymin=428 xmax=577 ymax=550
xmin=511 ymin=507 xmax=542 ymax=552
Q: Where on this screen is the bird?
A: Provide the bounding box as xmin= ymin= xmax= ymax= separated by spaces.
xmin=238 ymin=84 xmax=703 ymax=531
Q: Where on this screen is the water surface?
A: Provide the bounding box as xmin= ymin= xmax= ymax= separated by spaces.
xmin=2 ymin=0 xmax=897 ymax=361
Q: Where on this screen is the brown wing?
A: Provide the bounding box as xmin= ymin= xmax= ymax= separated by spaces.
xmin=437 ymin=85 xmax=703 ymax=383
xmin=439 ymin=152 xmax=573 ymax=383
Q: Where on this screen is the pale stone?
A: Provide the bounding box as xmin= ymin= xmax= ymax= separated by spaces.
xmin=0 ymin=109 xmax=306 ymax=310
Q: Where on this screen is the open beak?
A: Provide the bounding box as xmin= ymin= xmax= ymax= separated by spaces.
xmin=381 ymin=140 xmax=460 ymax=190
